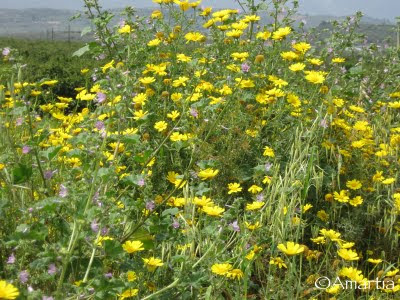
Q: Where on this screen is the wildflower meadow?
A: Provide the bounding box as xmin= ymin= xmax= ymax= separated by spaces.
xmin=1 ymin=0 xmax=400 ymax=299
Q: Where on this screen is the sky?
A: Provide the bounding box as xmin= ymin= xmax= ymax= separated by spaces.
xmin=1 ymin=0 xmax=399 ymax=20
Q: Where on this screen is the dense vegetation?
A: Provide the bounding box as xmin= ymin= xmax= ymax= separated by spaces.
xmin=1 ymin=0 xmax=400 ymax=299
xmin=0 ymin=38 xmax=95 ymax=97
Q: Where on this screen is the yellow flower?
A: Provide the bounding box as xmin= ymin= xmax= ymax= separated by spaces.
xmin=228 ymin=182 xmax=242 ymax=194
xmin=382 ymin=178 xmax=395 ymax=185
xmin=272 ymin=27 xmax=291 ymax=40
xmin=245 ymin=201 xmax=265 ymax=211
xmin=337 ymin=248 xmax=359 ymax=261
xmin=40 ymin=80 xmax=58 ymax=86
xmin=332 ymin=57 xmax=345 ymax=63
xmin=143 ymin=257 xmax=164 ymax=271
xmin=202 ymin=205 xmax=225 ymax=217
xmin=226 ymin=269 xmax=244 ymax=279
xmin=319 ymin=228 xmax=341 ymax=241
xmin=333 ymin=190 xmax=349 ymax=203
xmin=248 ymin=185 xmax=262 ymax=194
xmin=151 ymin=10 xmax=163 ymax=19
xmin=119 ymin=288 xmax=138 ymax=299
xmin=302 ymin=203 xmax=313 ymax=212
xmin=193 ymin=196 xmax=214 ymax=207
xmin=289 ymin=62 xmax=306 ymax=72
xmin=349 ymin=196 xmax=363 ymax=207
xmin=0 ymin=163 xmax=4 ymax=170
xmin=101 ymin=60 xmax=115 ymax=73
xmin=139 ymin=77 xmax=156 ymax=85
xmin=211 ymin=263 xmax=232 ymax=275
xmin=245 ymin=221 xmax=261 ymax=230
xmin=317 ymin=210 xmax=329 ymax=222
xmin=231 ymin=52 xmax=249 ymax=62
xmin=174 ymin=0 xmax=190 ymax=11
xmin=326 ymin=284 xmax=341 ymax=294
xmin=339 ymin=267 xmax=366 ymax=283
xmin=167 ymin=110 xmax=180 ymax=121
xmin=256 ymin=31 xmax=271 ymax=40
xmin=184 ymin=32 xmax=205 ymax=42
xmin=346 ymin=179 xmax=362 ymax=190
xmin=0 ymin=280 xmax=19 ymax=299
xmin=304 ymin=71 xmax=326 ymax=84
xmin=122 ymin=240 xmax=144 ymax=254
xmin=292 ymin=42 xmax=311 ymax=54
xmin=126 ymin=271 xmax=137 ymax=282
xmin=386 ymin=269 xmax=399 ymax=277
xmin=133 ymin=110 xmax=148 ymax=120
xmin=269 ymin=257 xmax=287 ymax=268
xmin=263 ymin=146 xmax=275 ymax=157
xmin=336 ymin=240 xmax=355 ymax=249
xmin=308 ymin=58 xmax=323 ymax=65
xmin=281 ymin=51 xmax=299 ymax=60
xmin=172 ymin=76 xmax=189 ymax=87
xmin=372 ymin=171 xmax=384 ymax=182
xmin=310 ymin=236 xmax=326 ymax=244
xmin=277 ymin=241 xmax=305 ymax=256
xmin=367 ymin=258 xmax=382 ymax=264
xmin=154 ymin=121 xmax=168 ymax=132
xmin=147 ymin=38 xmax=162 ymax=47
xmin=198 ymin=168 xmax=219 ymax=180
xmin=118 ymin=24 xmax=132 ymax=34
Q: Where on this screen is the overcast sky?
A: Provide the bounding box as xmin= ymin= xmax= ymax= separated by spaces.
xmin=1 ymin=0 xmax=399 ymax=20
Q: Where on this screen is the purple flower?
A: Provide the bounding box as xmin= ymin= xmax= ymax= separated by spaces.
xmin=48 ymin=264 xmax=57 ymax=275
xmin=7 ymin=253 xmax=16 ymax=264
xmin=101 ymin=227 xmax=109 ymax=235
xmin=90 ymin=220 xmax=99 ymax=233
xmin=44 ymin=170 xmax=56 ymax=180
xmin=172 ymin=218 xmax=180 ymax=229
xmin=320 ymin=119 xmax=328 ymax=129
xmin=265 ymin=163 xmax=272 ymax=172
xmin=230 ymin=220 xmax=240 ymax=232
xmin=241 ymin=63 xmax=250 ymax=73
xmin=104 ymin=272 xmax=113 ymax=279
xmin=146 ymin=201 xmax=155 ymax=212
xmin=137 ymin=178 xmax=145 ymax=187
xmin=19 ymin=270 xmax=29 ymax=284
xmin=190 ymin=108 xmax=198 ymax=118
xmin=119 ymin=19 xmax=126 ymax=27
xmin=2 ymin=47 xmax=10 ymax=56
xmin=96 ymin=92 xmax=106 ymax=104
xmin=256 ymin=194 xmax=264 ymax=202
xmin=22 ymin=145 xmax=31 ymax=154
xmin=59 ymin=184 xmax=68 ymax=198
xmin=16 ymin=117 xmax=23 ymax=126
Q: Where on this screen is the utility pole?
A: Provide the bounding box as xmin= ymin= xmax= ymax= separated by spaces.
xmin=396 ymin=17 xmax=400 ymax=50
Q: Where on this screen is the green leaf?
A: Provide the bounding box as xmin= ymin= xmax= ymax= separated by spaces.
xmin=41 ymin=146 xmax=62 ymax=161
xmin=73 ymin=45 xmax=90 ymax=57
xmin=81 ymin=26 xmax=92 ymax=37
xmin=104 ymin=240 xmax=123 ymax=258
xmin=205 ymin=286 xmax=213 ymax=300
xmin=13 ymin=164 xmax=33 ymax=184
xmin=161 ymin=207 xmax=179 ymax=217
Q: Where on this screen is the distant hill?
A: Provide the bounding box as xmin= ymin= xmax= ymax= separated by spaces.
xmin=0 ymin=8 xmax=396 ymax=45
